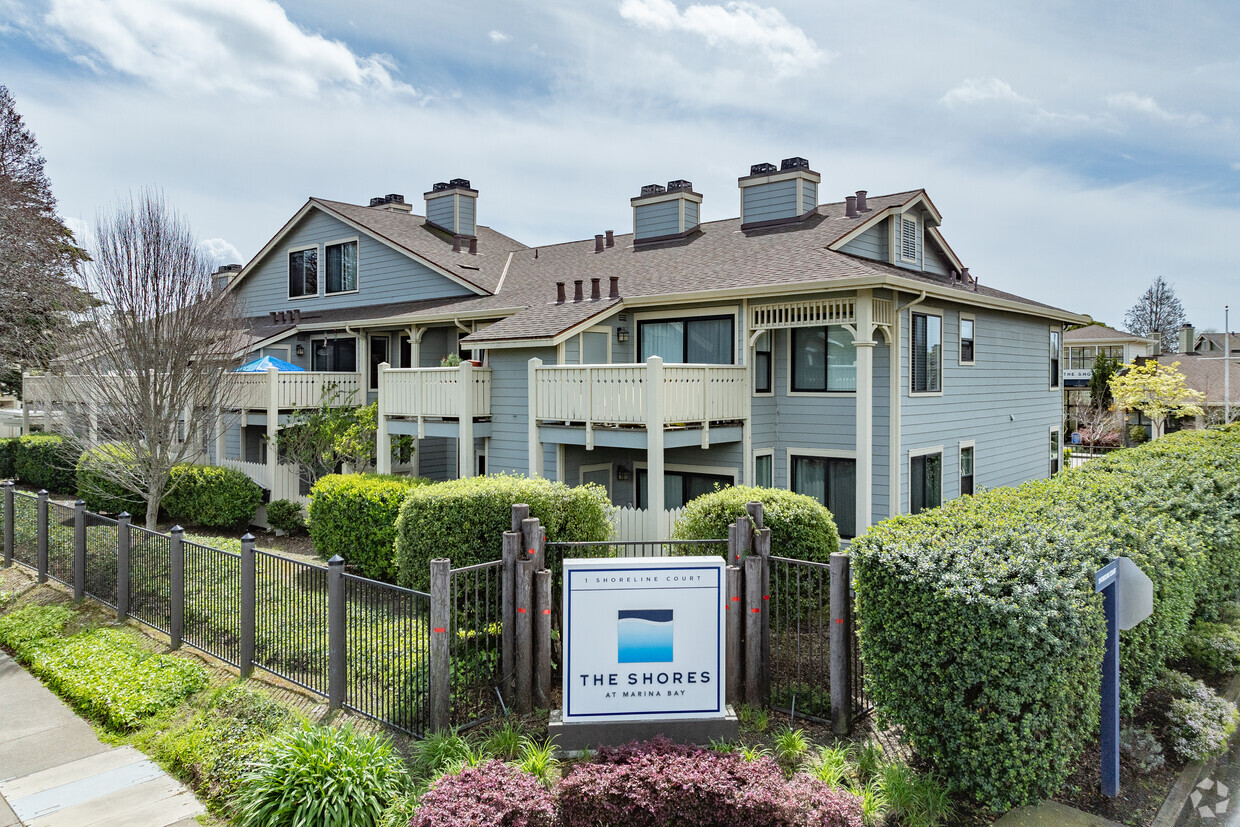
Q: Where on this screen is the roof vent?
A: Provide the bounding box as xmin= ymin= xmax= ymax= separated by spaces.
xmin=845 ymin=196 xmax=859 ymax=219
xmin=750 ymin=162 xmax=777 ymax=175
xmin=781 ymin=157 xmax=810 ymax=171
xmin=370 ymin=193 xmax=412 ymax=213
xmin=667 ymin=179 xmax=693 ymax=192
xmin=424 ymin=178 xmax=478 ymax=237
xmin=739 ymin=156 xmax=820 ymax=230
xmin=631 ymin=179 xmax=702 ymax=243
xmin=856 ymin=190 xmax=869 ymax=212
xmin=432 ymin=182 xmax=451 ymax=192
xmin=640 ymin=183 xmax=666 ymax=197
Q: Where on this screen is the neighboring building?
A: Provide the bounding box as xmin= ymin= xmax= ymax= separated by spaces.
xmin=24 ymin=158 xmax=1088 ymax=538
xmin=1062 ymin=323 xmax=1158 ymax=430
xmin=1147 ymin=324 xmax=1240 ymax=429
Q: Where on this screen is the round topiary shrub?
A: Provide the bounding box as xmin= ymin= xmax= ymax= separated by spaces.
xmin=76 ymin=444 xmax=147 ymax=517
xmin=265 ymin=499 xmax=306 ymax=536
xmin=672 ymin=485 xmax=840 ymax=563
xmin=308 ymin=474 xmax=429 ymax=580
xmin=14 ymin=434 xmax=76 ymax=493
xmin=394 ymin=473 xmax=613 ymax=590
xmin=234 ymin=723 xmax=407 ymax=827
xmin=162 ymin=465 xmax=262 ymax=528
xmin=410 ymin=760 xmax=553 ymax=827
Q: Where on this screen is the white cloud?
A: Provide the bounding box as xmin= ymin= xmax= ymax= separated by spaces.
xmin=940 ymin=77 xmax=1031 ymax=109
xmin=1105 ymin=92 xmax=1208 ymax=126
xmin=618 ymin=0 xmax=827 ymax=76
xmin=41 ymin=0 xmax=415 ymax=98
xmin=488 ymin=30 xmax=511 ymax=43
xmin=199 ymin=237 xmax=243 ymax=267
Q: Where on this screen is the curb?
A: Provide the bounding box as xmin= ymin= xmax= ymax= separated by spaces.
xmin=1150 ymin=673 xmax=1240 ymax=827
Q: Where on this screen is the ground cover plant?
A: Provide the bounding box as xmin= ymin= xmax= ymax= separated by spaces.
xmin=409 ymin=759 xmax=554 ymax=827
xmin=851 ymin=425 xmax=1240 ymax=810
xmin=1155 ymin=669 xmax=1239 ymax=763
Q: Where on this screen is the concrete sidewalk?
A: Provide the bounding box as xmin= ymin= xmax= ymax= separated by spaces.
xmin=0 ymin=652 xmax=204 ymax=826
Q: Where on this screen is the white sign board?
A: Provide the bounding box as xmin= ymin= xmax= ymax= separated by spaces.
xmin=562 ymin=556 xmax=726 ymax=723
xmin=1095 ymin=556 xmax=1154 ymax=631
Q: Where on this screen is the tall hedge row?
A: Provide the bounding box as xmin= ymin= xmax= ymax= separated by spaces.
xmin=307 ymin=474 xmax=429 ymax=581
xmin=851 ymin=426 xmax=1240 ymax=810
xmin=13 ymin=435 xmax=76 ymax=493
xmin=394 ymin=474 xmax=614 ymax=590
xmin=0 ymin=437 xmax=17 ymax=479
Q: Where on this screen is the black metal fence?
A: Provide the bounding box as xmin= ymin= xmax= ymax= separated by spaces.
xmin=254 ymin=550 xmax=328 ymax=695
xmin=129 ymin=525 xmax=172 ymax=633
xmin=183 ymin=538 xmax=240 ymax=666
xmin=769 ymin=555 xmax=832 ymax=721
xmin=447 ymin=559 xmax=505 ymax=727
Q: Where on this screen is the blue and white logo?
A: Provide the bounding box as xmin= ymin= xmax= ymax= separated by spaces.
xmin=617 ymin=609 xmax=673 ymax=663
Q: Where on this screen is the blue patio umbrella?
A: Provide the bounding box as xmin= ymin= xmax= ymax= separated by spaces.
xmin=233 ymin=355 xmax=305 ymax=373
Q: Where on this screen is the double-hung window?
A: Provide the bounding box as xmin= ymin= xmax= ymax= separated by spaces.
xmin=325 ymin=240 xmax=358 ymax=294
xmin=638 ymin=315 xmax=734 ymax=364
xmin=910 ymin=451 xmax=942 ymax=515
xmin=791 ymin=326 xmax=856 ymax=392
xmin=288 ymin=247 xmax=318 ymax=298
xmin=959 ymin=445 xmax=975 ymax=496
xmin=754 ymin=452 xmax=773 ymax=488
xmin=754 ymin=332 xmax=772 ymax=394
xmin=910 ymin=312 xmax=942 ymax=393
xmin=1050 ymin=328 xmax=1062 ymax=389
xmin=791 ymin=455 xmax=856 ymax=539
xmin=959 ymin=315 xmax=975 ymax=364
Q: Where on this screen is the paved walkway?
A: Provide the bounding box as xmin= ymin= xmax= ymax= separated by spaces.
xmin=0 ymin=652 xmax=204 ymax=826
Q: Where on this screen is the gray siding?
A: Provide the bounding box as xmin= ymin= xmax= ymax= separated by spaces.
xmin=458 ymin=195 xmax=476 ymax=237
xmin=417 ymin=436 xmax=455 ymax=481
xmin=234 ymin=208 xmax=472 ymax=316
xmin=425 ymin=197 xmax=455 ymax=234
xmin=898 ymin=304 xmax=1061 ymax=509
xmin=743 ymin=179 xmax=799 ymax=224
xmin=801 ymin=181 xmax=817 ymax=215
xmin=923 ymin=236 xmax=951 ymax=276
xmin=486 ymin=346 xmax=556 ymax=475
xmin=635 ymin=200 xmax=680 ymax=240
xmin=871 ymin=337 xmax=891 ymax=525
xmin=838 ymin=219 xmax=888 ymax=262
xmin=420 ymin=327 xmax=456 ymax=367
xmin=684 ymin=201 xmax=699 ymax=230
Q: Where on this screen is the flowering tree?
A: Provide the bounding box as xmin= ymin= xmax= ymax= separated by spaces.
xmin=1109 ymin=360 xmax=1206 ymax=439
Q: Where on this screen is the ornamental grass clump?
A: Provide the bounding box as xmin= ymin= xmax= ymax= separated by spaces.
xmin=409 ymin=760 xmax=554 ymax=827
xmin=234 ymin=723 xmax=407 ymax=827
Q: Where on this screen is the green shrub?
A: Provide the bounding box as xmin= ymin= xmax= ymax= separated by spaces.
xmin=1129 ymin=424 xmax=1149 ymax=444
xmin=76 ymin=444 xmax=147 ymax=516
xmin=308 ymin=474 xmax=429 ymax=580
xmin=24 ymin=628 xmax=207 ymax=731
xmin=14 ymin=434 xmax=76 ymax=492
xmin=0 ymin=436 xmax=18 ymax=478
xmin=1182 ymin=620 xmax=1240 ymax=674
xmin=1158 ymin=670 xmax=1239 ymax=762
xmin=851 ymin=426 xmax=1240 ymax=809
xmin=393 ymin=473 xmax=614 ymax=590
xmin=162 ymin=464 xmax=262 ymax=528
xmin=234 ymin=724 xmax=408 ymax=827
xmin=672 ymin=485 xmax=839 ymax=563
xmin=265 ymin=499 xmax=306 ymax=535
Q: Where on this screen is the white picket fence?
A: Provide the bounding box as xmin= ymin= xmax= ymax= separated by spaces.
xmin=220 ymin=458 xmax=307 ymax=504
xmin=612 ymin=506 xmax=686 ymax=542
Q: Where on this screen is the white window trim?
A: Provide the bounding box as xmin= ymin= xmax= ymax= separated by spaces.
xmin=899 ymin=213 xmax=919 ymax=264
xmin=1049 ymin=326 xmax=1063 ymax=391
xmin=1049 ymin=426 xmax=1061 ymax=477
xmin=908 ymin=307 xmax=945 ymax=398
xmin=959 ymin=312 xmax=975 ymax=366
xmin=752 ymin=330 xmax=774 ymax=397
xmin=323 ymin=236 xmax=361 ymax=296
xmin=579 ymin=462 xmax=613 ymax=491
xmin=632 ymin=305 xmax=741 ymax=365
xmin=908 ymin=444 xmax=944 ymax=460
xmin=287 ymin=243 xmax=320 ymax=301
xmin=753 ymin=449 xmax=775 ymax=487
xmin=786 ymin=324 xmax=858 ymax=398
xmin=958 ymin=439 xmax=975 ymax=497
xmin=785 ymin=447 xmax=858 ymax=490
xmin=262 ymin=345 xmax=291 ymax=361
xmin=578 ymin=328 xmax=613 ymax=365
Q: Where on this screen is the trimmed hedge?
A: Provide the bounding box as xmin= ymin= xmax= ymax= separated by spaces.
xmin=394 ymin=474 xmax=614 ymax=590
xmin=162 ymin=465 xmax=263 ymax=528
xmin=76 ymin=444 xmax=147 ymax=517
xmin=308 ymin=474 xmax=429 ymax=580
xmin=851 ymin=426 xmax=1240 ymax=809
xmin=266 ymin=499 xmax=306 ymax=535
xmin=0 ymin=437 xmax=17 ymax=478
xmin=672 ymin=485 xmax=840 ymax=562
xmin=14 ymin=434 xmax=76 ymax=493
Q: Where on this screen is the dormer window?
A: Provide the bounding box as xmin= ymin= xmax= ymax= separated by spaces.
xmin=900 ymin=215 xmax=918 ymax=262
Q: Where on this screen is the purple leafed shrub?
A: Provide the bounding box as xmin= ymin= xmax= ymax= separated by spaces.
xmin=555 ymin=737 xmax=862 ymax=827
xmin=410 ymin=760 xmax=554 ymax=827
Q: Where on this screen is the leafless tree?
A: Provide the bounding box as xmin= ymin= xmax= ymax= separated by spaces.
xmin=1075 ymin=402 xmax=1124 ymax=449
xmin=1123 ymin=276 xmax=1187 ymax=353
xmin=41 ymin=191 xmax=246 ymax=528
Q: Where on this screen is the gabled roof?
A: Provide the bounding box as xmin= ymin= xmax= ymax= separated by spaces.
xmin=1064 ymin=323 xmax=1155 ymax=343
xmin=1152 ymin=354 xmax=1240 ymax=407
xmin=1195 ymin=332 xmax=1240 ymax=353
xmin=225 ymin=198 xmax=528 ymax=298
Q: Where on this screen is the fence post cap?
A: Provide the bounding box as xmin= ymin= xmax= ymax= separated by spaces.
xmin=240 ymin=532 xmax=256 ymax=542
xmin=75 ymin=499 xmax=86 ymax=507
xmin=118 ymin=511 xmax=130 ymax=520
xmin=37 ymin=489 xmax=48 ymax=496
xmin=2 ymin=480 xmax=13 ymax=487
xmin=328 ymin=554 xmax=345 ymax=566
xmin=170 ymin=524 xmax=184 ymax=534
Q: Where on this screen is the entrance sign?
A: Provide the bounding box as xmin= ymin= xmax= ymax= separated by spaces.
xmin=562 ymin=556 xmax=726 ymax=723
xmin=1095 ymin=557 xmax=1154 ymax=798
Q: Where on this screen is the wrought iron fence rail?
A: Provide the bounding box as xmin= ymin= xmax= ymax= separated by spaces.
xmin=448 ymin=558 xmax=504 ymax=729
xmin=253 ymin=549 xmax=329 ymax=696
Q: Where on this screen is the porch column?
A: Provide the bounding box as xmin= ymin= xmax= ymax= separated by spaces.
xmin=645 ymin=356 xmax=666 ymax=539
xmin=458 ymin=361 xmax=474 ymax=479
xmin=266 ymin=366 xmax=279 ymax=490
xmin=376 ymin=362 xmax=391 ymax=474
xmin=854 ymin=291 xmax=874 ymax=536
xmin=527 ymin=358 xmax=543 ymax=478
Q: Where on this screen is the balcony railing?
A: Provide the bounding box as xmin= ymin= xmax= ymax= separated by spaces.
xmin=381 ymin=365 xmax=492 ymax=419
xmin=227 ymin=370 xmax=364 ymax=410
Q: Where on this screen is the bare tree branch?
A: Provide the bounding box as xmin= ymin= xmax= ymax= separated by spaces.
xmin=1123 ymin=276 xmax=1187 ymax=353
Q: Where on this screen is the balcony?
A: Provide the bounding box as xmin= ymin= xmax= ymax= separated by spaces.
xmin=226 ymin=370 xmax=364 ymax=410
xmin=381 ymin=365 xmax=492 ymax=420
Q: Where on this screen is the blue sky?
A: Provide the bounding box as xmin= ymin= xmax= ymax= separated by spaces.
xmin=2 ymin=0 xmax=1237 ymax=329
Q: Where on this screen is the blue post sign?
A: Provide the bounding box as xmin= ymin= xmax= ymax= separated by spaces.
xmin=1094 ymin=557 xmax=1154 ymax=798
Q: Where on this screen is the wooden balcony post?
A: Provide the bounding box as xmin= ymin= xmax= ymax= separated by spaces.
xmin=527 ymin=358 xmax=543 ymax=478
xmin=376 ymin=362 xmax=392 ymax=474
xmin=458 ymin=361 xmax=474 ymax=479
xmin=20 ymin=373 xmax=30 ymax=435
xmin=266 ymin=366 xmax=279 ymax=490
xmin=645 ymin=356 xmax=665 ymax=539
xmin=854 ymin=289 xmax=874 ymax=536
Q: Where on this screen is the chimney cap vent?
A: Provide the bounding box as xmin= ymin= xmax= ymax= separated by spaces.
xmin=750 ymin=162 xmax=778 ymax=175
xmin=667 ymin=179 xmax=693 ymax=192
xmin=448 ymin=178 xmax=471 ymax=189
xmin=432 ymin=181 xmax=451 ymax=192
xmin=640 ymin=183 xmax=666 ymax=197
xmin=371 ymin=193 xmax=406 ymax=207
xmin=781 ymin=156 xmax=810 ymax=171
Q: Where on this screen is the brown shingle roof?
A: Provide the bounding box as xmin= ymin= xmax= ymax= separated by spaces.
xmin=1064 ymin=323 xmax=1152 ymax=343
xmin=1152 ymin=354 xmax=1240 ymax=407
